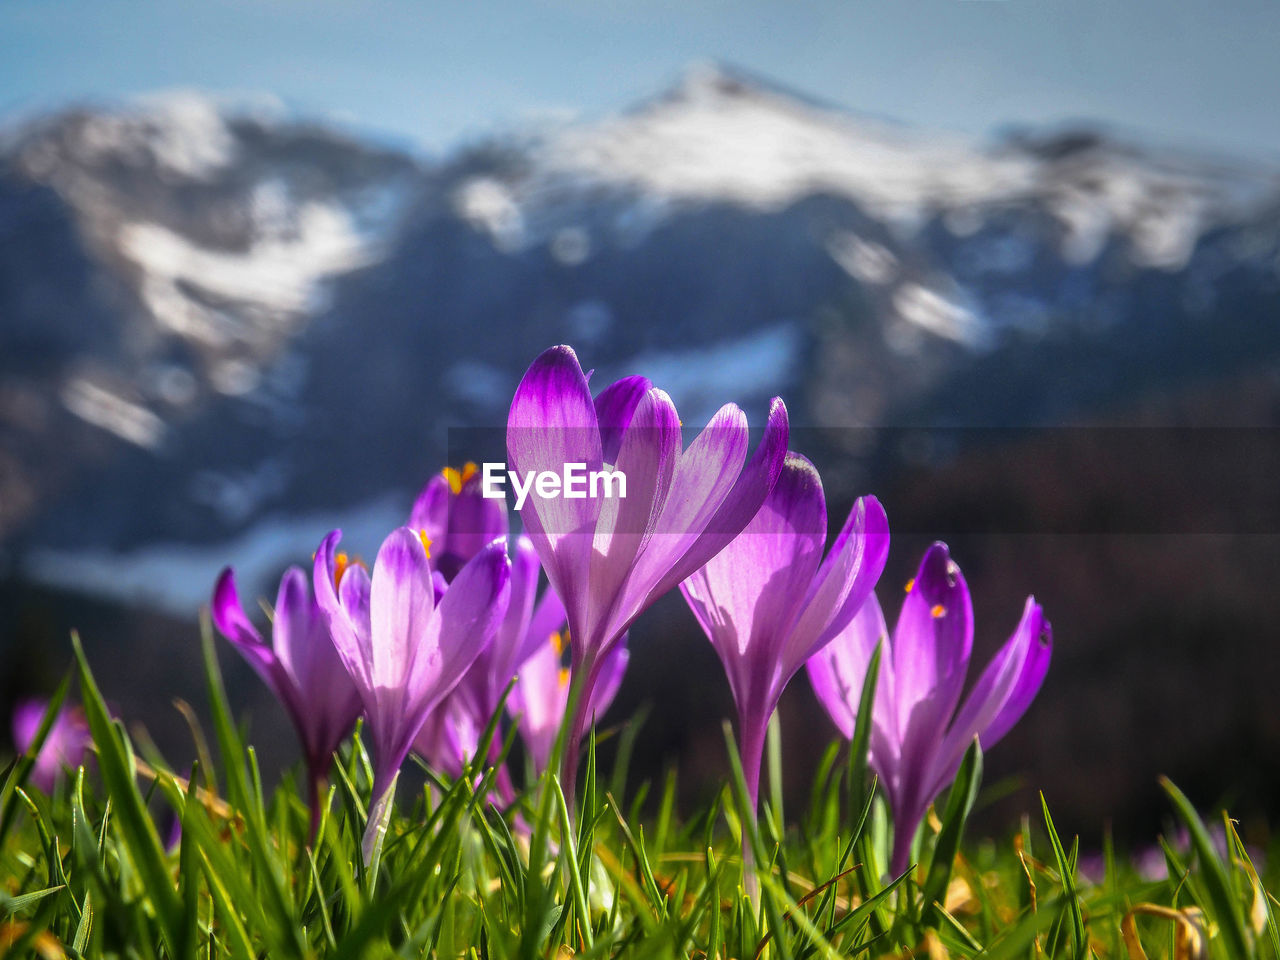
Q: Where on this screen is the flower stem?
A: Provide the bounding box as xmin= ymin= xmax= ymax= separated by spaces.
xmin=890 ymin=838 xmax=910 ymax=880
xmin=560 ymin=649 xmax=607 ymax=815
xmin=738 ymin=713 xmax=769 ymax=900
xmin=363 ymin=770 xmax=399 ymax=872
xmin=306 ymin=765 xmax=327 ymax=844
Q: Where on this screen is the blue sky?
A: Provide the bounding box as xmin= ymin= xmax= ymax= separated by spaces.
xmin=2 ymin=0 xmax=1278 ymax=159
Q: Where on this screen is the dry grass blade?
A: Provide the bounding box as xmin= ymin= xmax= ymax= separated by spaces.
xmin=1120 ymin=904 xmax=1207 ymax=960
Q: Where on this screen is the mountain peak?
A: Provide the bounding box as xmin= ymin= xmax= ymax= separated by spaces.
xmin=651 ymin=60 xmax=837 ymax=114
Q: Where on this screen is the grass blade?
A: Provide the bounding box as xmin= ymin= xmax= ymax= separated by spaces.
xmin=919 ymin=736 xmax=982 ymax=931
xmin=1160 ymin=777 xmax=1250 ymax=960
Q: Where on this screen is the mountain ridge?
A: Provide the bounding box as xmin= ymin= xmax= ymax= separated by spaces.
xmin=1 ymin=68 xmax=1279 ymax=608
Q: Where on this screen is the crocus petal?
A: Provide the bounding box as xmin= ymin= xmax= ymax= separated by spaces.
xmin=891 ymin=543 xmax=973 ymax=742
xmin=927 ymin=598 xmax=1052 ymax=804
xmin=488 ymin=534 xmax=542 ymax=692
xmin=211 ymin=568 xmax=302 ymax=715
xmin=408 ymin=539 xmax=511 ymax=720
xmin=586 ymin=387 xmax=681 ymax=652
xmin=517 ymin=571 xmax=568 ymax=670
xmin=232 ymin=566 xmax=320 ymax=746
xmin=807 ymin=540 xmax=1050 ymax=880
xmin=782 ymin=495 xmax=890 ymax=676
xmin=13 ymin=700 xmax=90 ymax=793
xmin=981 ymin=600 xmax=1052 ymax=747
xmin=585 ymin=637 xmax=629 ymax=724
xmin=272 ymin=567 xmax=318 ymax=689
xmin=905 ymin=598 xmax=1052 ymax=870
xmin=314 ymin=530 xmax=375 ymax=694
xmin=339 ymin=561 xmax=374 ymax=660
xmin=436 ymin=472 xmax=510 ymax=581
xmin=806 ymin=593 xmax=890 ymax=740
xmin=413 ymin=688 xmax=482 ymax=780
xmin=369 ymin=527 xmax=437 ymax=700
xmin=627 ymin=402 xmax=750 ymax=610
xmin=11 ymin=700 xmax=46 ymax=753
xmin=211 ymin=568 xmax=272 ymax=674
xmin=508 ymin=634 xmax=566 ymax=773
xmin=629 ymin=397 xmax=790 ymax=638
xmin=275 ymin=565 xmax=363 ymax=764
xmin=411 ymin=467 xmax=510 ymax=582
xmin=594 ymin=374 xmax=652 ymax=464
xmin=408 ymin=474 xmax=450 ymax=542
xmin=507 ymin=345 xmax=604 ymax=637
xmin=216 ymin=558 xmax=359 ymax=800
xmin=806 ymin=591 xmax=905 ymax=811
xmin=889 ymin=543 xmax=974 ymax=837
xmin=681 ymin=452 xmax=826 ymax=710
xmin=412 ymin=706 xmax=451 ymax=775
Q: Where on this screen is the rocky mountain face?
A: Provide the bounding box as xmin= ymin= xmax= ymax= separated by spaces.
xmin=3 ymin=66 xmax=1279 ymax=833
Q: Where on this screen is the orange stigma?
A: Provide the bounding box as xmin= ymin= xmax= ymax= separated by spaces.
xmin=905 ymin=578 xmax=915 ymax=593
xmin=931 ymin=604 xmax=946 ymax=619
xmin=550 ymin=630 xmax=568 ymax=656
xmin=417 ymin=530 xmax=433 ymax=558
xmin=557 ymin=667 xmax=571 ymax=688
xmin=442 ymin=462 xmax=480 ymax=495
xmin=333 ymin=552 xmax=361 ymax=590
xmin=312 ymin=549 xmax=364 ymax=590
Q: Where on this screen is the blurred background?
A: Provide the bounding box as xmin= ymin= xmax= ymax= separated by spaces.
xmin=2 ymin=0 xmax=1279 ymax=849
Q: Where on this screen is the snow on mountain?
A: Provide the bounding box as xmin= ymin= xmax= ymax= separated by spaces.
xmin=118 ymin=197 xmax=378 ymax=352
xmin=544 ymin=63 xmax=1037 ymax=220
xmin=8 ymin=91 xmax=421 ymax=363
xmin=448 ymin=63 xmax=1279 ymax=274
xmin=1 ymin=92 xmax=423 ymax=456
xmin=602 ymin=322 xmax=802 ymax=427
xmin=73 ymin=91 xmax=240 ymax=181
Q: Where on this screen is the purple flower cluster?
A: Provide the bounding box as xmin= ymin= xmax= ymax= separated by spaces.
xmin=5 ymin=342 xmax=1050 ymax=870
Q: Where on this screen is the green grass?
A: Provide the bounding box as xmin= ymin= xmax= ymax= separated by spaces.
xmin=2 ymin=625 xmax=1276 ymax=959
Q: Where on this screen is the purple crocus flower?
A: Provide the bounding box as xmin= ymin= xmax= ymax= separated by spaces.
xmin=680 ymin=453 xmax=889 ymax=816
xmin=508 ymin=628 xmax=630 ymax=775
xmin=507 ymin=344 xmax=789 ymax=800
xmin=212 ymin=565 xmax=363 ymax=836
xmin=314 ymin=526 xmax=510 ymax=862
xmin=410 ymin=462 xmax=508 ymax=582
xmin=11 ymin=698 xmax=91 ymax=793
xmin=807 ymin=542 xmax=1052 ymax=876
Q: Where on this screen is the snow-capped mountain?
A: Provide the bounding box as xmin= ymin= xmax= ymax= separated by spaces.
xmin=3 ymin=64 xmax=1280 ymax=611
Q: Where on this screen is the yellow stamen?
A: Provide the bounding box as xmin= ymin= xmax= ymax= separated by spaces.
xmin=558 ymin=667 xmax=571 ymax=688
xmin=417 ymin=529 xmax=433 ymax=558
xmin=313 ymin=549 xmax=363 ymax=590
xmin=550 ymin=630 xmax=567 ymax=656
xmin=441 ymin=461 xmax=480 ymax=495
xmin=905 ymin=578 xmax=915 ymax=593
xmin=931 ymin=604 xmax=946 ymax=619
xmin=333 ymin=552 xmax=355 ymax=590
